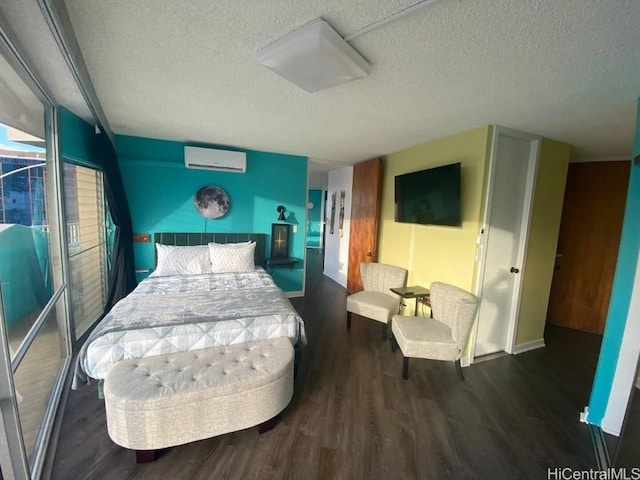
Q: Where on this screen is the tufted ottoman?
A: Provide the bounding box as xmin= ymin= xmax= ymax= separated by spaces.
xmin=104 ymin=337 xmax=294 ymax=463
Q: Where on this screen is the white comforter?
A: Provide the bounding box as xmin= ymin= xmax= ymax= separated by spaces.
xmin=73 ymin=269 xmax=305 ymax=387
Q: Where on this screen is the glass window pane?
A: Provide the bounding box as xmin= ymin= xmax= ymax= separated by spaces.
xmin=69 ymin=247 xmax=106 ymax=334
xmin=1 ymin=46 xmax=69 ymax=478
xmin=64 ymin=164 xmax=107 ymax=337
xmin=12 ymin=307 xmax=64 ymax=459
xmin=0 ymin=125 xmax=54 ymax=351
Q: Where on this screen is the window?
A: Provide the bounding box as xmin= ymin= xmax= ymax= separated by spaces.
xmin=0 ymin=51 xmax=68 ymax=478
xmin=64 ymin=163 xmax=107 ymax=338
xmin=0 ymin=8 xmax=114 ymax=477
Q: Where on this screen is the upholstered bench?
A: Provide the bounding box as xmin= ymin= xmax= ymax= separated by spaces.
xmin=103 ymin=337 xmax=294 ymax=463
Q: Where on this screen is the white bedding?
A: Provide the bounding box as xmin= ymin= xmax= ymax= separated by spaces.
xmin=73 ymin=268 xmax=305 ymax=387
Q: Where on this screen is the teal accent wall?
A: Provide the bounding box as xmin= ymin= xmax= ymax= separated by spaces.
xmin=58 ymin=107 xmax=104 ymax=169
xmin=307 ymin=189 xmax=323 ymax=247
xmin=588 ymin=97 xmax=640 ymax=424
xmin=115 ymin=134 xmax=308 ymax=292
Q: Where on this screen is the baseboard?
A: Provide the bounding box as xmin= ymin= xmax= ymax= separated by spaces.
xmin=286 ymin=291 xmax=304 ymax=298
xmin=460 ymin=355 xmax=471 ymax=367
xmin=512 ymin=338 xmax=545 ymax=355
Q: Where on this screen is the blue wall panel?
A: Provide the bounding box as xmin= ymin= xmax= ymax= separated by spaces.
xmin=588 ymin=97 xmax=640 ymax=424
xmin=306 ymin=188 xmax=323 ymax=247
xmin=115 ymin=134 xmax=308 ymax=292
xmin=58 ymin=107 xmax=106 ymax=168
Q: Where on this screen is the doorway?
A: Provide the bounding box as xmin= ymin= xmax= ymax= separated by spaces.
xmin=473 ymin=127 xmax=539 ymax=357
xmin=547 ymin=161 xmax=630 ymax=334
xmin=306 ymin=188 xmax=325 ymax=252
xmin=347 ymin=158 xmax=383 ymax=293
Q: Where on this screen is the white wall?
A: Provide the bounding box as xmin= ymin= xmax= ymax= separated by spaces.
xmin=324 ymin=166 xmax=353 ymax=287
xmin=601 ymin=252 xmax=640 ymax=435
xmin=309 ymin=169 xmax=328 ymax=188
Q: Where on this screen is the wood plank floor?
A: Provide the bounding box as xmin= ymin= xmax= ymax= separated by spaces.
xmin=51 ymin=251 xmax=600 ymax=479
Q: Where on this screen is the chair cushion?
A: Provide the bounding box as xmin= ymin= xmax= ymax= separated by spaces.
xmin=430 ymin=282 xmax=479 ymax=343
xmin=392 ymin=315 xmax=459 ymax=360
xmin=346 ymin=291 xmax=400 ymax=324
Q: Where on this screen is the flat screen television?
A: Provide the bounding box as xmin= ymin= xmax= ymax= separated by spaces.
xmin=394 ymin=162 xmax=461 ymax=226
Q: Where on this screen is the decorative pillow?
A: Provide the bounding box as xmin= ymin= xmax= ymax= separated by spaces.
xmin=209 ymin=241 xmax=252 ymax=248
xmin=208 ymin=241 xmax=256 ymax=273
xmin=150 ymin=244 xmax=212 ymax=277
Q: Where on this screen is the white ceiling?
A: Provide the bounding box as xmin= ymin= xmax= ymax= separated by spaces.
xmin=11 ymin=1 xmax=640 ymax=166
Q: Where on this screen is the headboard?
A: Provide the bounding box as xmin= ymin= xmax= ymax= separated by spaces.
xmin=154 ymin=233 xmax=267 ymax=268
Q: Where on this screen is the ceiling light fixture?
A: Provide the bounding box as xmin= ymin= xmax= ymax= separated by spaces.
xmin=256 ymin=18 xmax=370 ymax=93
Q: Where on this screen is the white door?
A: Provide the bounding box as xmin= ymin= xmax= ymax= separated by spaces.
xmin=473 ymin=128 xmax=539 ymax=357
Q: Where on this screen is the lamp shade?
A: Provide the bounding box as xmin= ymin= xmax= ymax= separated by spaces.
xmin=277 ymin=205 xmax=287 ymax=221
xmin=257 ymin=18 xmax=371 ymax=93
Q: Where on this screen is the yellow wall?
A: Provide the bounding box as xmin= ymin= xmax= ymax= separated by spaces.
xmin=379 ymin=126 xmax=492 ymax=310
xmin=379 ymin=126 xmax=571 ymax=347
xmin=516 ymin=138 xmax=571 ymax=345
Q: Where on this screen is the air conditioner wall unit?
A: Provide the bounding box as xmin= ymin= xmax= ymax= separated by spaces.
xmin=184 ymin=146 xmax=247 ymax=173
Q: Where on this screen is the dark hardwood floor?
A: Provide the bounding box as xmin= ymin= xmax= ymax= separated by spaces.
xmin=51 ymin=251 xmax=601 ymax=479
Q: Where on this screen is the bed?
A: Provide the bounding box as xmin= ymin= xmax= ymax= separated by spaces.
xmin=73 ymin=233 xmax=306 ymax=389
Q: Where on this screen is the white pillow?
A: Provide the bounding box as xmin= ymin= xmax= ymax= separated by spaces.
xmin=210 ymin=241 xmax=252 ymax=248
xmin=208 ymin=241 xmax=256 ymax=273
xmin=151 ymin=244 xmax=212 ymax=277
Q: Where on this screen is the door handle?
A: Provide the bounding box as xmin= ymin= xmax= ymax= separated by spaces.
xmin=367 ymin=252 xmax=377 ymax=257
xmin=510 ymin=267 xmax=519 ymax=274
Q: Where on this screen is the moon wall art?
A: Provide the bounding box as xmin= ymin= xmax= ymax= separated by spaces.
xmin=194 ymin=185 xmax=230 ymax=219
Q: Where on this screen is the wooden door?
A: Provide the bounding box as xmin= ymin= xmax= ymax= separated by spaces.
xmin=547 ymin=161 xmax=630 ymax=334
xmin=347 ymin=158 xmax=382 ymax=293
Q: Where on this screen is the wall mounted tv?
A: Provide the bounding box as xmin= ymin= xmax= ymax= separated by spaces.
xmin=394 ymin=162 xmax=462 ymax=227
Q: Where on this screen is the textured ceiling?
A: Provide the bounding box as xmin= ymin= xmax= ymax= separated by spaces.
xmin=58 ymin=0 xmax=640 ymax=164
xmin=0 ymin=0 xmax=92 ymax=124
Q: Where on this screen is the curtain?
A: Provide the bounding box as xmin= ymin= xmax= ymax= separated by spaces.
xmin=57 ymin=107 xmax=135 ymax=312
xmin=98 ymin=132 xmax=136 ymax=311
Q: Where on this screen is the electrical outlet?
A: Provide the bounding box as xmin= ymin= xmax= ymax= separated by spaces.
xmin=133 ymin=233 xmax=150 ymax=243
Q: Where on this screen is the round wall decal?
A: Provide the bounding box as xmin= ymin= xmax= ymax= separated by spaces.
xmin=194 ymin=185 xmax=230 ymax=219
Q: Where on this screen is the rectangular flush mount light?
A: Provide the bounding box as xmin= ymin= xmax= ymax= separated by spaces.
xmin=256 ymin=18 xmax=371 ymax=93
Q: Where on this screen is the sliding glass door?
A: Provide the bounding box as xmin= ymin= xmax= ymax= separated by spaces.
xmin=64 ymin=163 xmax=108 ymax=340
xmin=0 ymin=104 xmax=69 ymax=478
xmin=0 ymin=37 xmax=112 ymax=479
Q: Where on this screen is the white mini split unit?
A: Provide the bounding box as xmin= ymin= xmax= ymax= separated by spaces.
xmin=184 ymin=146 xmax=247 ymax=173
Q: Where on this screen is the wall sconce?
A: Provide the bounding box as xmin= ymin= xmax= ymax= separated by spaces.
xmin=277 ymin=205 xmax=287 ymax=221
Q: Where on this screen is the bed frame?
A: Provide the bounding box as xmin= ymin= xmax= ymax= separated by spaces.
xmin=154 ymin=232 xmax=267 ymax=268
